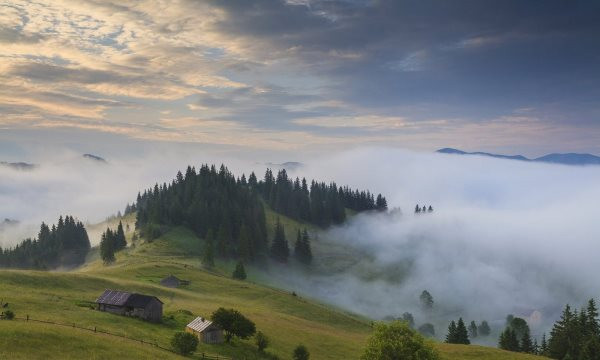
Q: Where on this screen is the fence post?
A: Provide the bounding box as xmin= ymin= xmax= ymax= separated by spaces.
xmin=26 ymin=314 xmax=29 ymax=321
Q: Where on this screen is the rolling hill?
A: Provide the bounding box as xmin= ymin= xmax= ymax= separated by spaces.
xmin=0 ymin=211 xmax=550 ymax=359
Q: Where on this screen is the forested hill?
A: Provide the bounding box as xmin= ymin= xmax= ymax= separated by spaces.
xmin=134 ymin=164 xmax=387 ymax=261
xmin=0 ymin=216 xmax=90 ymax=269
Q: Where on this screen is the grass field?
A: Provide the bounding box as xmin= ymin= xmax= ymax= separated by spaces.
xmin=0 ymin=210 xmax=549 ymax=359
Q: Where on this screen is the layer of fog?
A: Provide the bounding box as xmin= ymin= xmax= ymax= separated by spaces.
xmin=268 ymin=148 xmax=600 ymax=342
xmin=2 ymin=145 xmax=600 ymax=342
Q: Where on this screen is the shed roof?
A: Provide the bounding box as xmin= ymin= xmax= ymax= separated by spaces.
xmin=96 ymin=289 xmax=163 ymax=307
xmin=160 ymin=275 xmax=181 ymax=287
xmin=96 ymin=289 xmax=131 ymax=306
xmin=186 ymin=316 xmax=217 ymax=333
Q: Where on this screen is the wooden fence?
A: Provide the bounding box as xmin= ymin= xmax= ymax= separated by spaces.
xmin=5 ymin=315 xmax=231 ymax=360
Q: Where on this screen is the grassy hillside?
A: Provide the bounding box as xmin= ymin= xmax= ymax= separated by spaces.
xmin=0 ymin=211 xmax=549 ymax=360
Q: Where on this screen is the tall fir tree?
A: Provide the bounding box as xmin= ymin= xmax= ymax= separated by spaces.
xmin=270 ymin=219 xmax=289 ymax=262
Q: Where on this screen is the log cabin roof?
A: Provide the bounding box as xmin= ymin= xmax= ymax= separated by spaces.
xmin=96 ymin=289 xmax=163 ymax=307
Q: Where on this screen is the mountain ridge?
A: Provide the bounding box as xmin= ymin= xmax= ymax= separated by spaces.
xmin=437 ymin=148 xmax=600 ymax=165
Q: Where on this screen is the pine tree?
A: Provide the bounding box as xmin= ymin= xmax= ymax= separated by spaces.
xmin=202 ymin=238 xmax=215 ymax=268
xmin=294 ymin=228 xmax=312 ymax=265
xmin=100 ymin=230 xmax=115 ymax=264
xmin=540 ymin=333 xmax=548 ymax=356
xmin=499 ymin=328 xmax=520 ymax=351
xmin=420 ymin=290 xmax=434 ymax=310
xmin=586 ymin=298 xmax=600 ymax=337
xmin=446 ymin=321 xmax=457 ymax=343
xmin=468 ymin=321 xmax=478 ymax=339
xmin=520 ymin=329 xmax=534 ymax=353
xmin=232 ymin=261 xmax=247 ymax=280
xmin=455 ymin=318 xmax=470 ymax=345
xmin=270 ymin=219 xmax=289 ymax=262
xmin=115 ymin=220 xmax=127 ymax=250
xmin=478 ymin=321 xmax=491 ymax=336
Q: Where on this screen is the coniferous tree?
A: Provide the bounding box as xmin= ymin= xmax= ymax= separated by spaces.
xmin=455 ymin=318 xmax=470 ymax=345
xmin=294 ymin=229 xmax=312 ymax=265
xmin=446 ymin=321 xmax=457 ymax=343
xmin=270 ymin=219 xmax=289 ymax=262
xmin=520 ymin=329 xmax=534 ymax=353
xmin=115 ymin=220 xmax=127 ymax=250
xmin=478 ymin=321 xmax=491 ymax=337
xmin=499 ymin=328 xmax=520 ymax=351
xmin=202 ymin=232 xmax=215 ymax=268
xmin=100 ymin=230 xmax=115 ymax=264
xmin=540 ymin=333 xmax=549 ymax=356
xmin=420 ymin=290 xmax=434 ymax=310
xmin=232 ymin=261 xmax=247 ymax=280
xmin=468 ymin=321 xmax=478 ymax=339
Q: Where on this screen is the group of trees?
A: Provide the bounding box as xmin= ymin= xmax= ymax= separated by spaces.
xmin=136 ymin=165 xmax=269 ymax=263
xmin=446 ymin=318 xmax=470 ymax=345
xmin=0 ymin=216 xmax=90 ymax=269
xmin=258 ymin=169 xmax=387 ymax=228
xmin=498 ymin=315 xmax=536 ymax=353
xmin=99 ymin=221 xmax=127 ymax=264
xmin=269 ymin=219 xmax=313 ymax=264
xmin=545 ymin=299 xmax=600 ymax=359
xmin=415 ymin=205 xmax=433 ymax=214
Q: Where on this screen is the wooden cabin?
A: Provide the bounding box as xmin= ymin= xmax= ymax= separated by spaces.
xmin=186 ymin=316 xmax=224 ymax=344
xmin=95 ymin=289 xmax=163 ymax=322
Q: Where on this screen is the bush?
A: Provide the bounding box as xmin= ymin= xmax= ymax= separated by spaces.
xmin=362 ymin=321 xmax=439 ymax=360
xmin=3 ymin=310 xmax=14 ymax=320
xmin=171 ymin=331 xmax=198 ymax=356
xmin=255 ymin=331 xmax=269 ymax=352
xmin=293 ymin=344 xmax=310 ymax=360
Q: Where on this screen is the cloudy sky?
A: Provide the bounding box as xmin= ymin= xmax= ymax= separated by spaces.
xmin=1 ymin=0 xmax=599 ymax=159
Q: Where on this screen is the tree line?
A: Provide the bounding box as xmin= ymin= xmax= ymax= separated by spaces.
xmin=134 ymin=164 xmax=384 ymax=263
xmin=0 ymin=215 xmax=90 ymax=269
xmin=257 ymin=168 xmax=387 ymax=227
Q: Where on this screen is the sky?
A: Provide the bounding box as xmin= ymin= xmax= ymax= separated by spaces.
xmin=1 ymin=0 xmax=600 ymax=160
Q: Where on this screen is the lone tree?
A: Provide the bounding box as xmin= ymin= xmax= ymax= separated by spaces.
xmin=362 ymin=321 xmax=439 ymax=360
xmin=232 ymin=261 xmax=247 ymax=280
xmin=420 ymin=290 xmax=434 ymax=310
xmin=293 ymin=344 xmax=310 ymax=360
xmin=171 ymin=331 xmax=198 ymax=356
xmin=255 ymin=331 xmax=269 ymax=352
xmin=116 ymin=220 xmax=127 ymax=250
xmin=211 ymin=307 xmax=256 ymax=342
xmin=402 ymin=312 xmax=415 ymax=328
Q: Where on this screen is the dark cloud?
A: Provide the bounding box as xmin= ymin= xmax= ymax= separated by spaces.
xmin=207 ymin=0 xmax=600 ymax=125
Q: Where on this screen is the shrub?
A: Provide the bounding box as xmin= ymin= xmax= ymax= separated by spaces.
xmin=171 ymin=331 xmax=198 ymax=356
xmin=3 ymin=310 xmax=14 ymax=320
xmin=293 ymin=344 xmax=310 ymax=360
xmin=362 ymin=321 xmax=439 ymax=360
xmin=255 ymin=331 xmax=269 ymax=352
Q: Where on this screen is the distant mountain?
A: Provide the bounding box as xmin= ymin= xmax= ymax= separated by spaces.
xmin=83 ymin=153 xmax=107 ymax=163
xmin=265 ymin=161 xmax=303 ymax=171
xmin=534 ymin=153 xmax=600 ymax=166
xmin=436 ymin=148 xmax=600 ymax=166
xmin=0 ymin=161 xmax=36 ymax=171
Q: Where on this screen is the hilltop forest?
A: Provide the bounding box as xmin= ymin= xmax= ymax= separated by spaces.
xmin=135 ymin=164 xmax=387 ymax=262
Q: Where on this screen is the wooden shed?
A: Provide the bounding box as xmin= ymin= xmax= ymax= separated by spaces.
xmin=160 ymin=275 xmax=190 ymax=288
xmin=95 ymin=289 xmax=163 ymax=323
xmin=186 ymin=316 xmax=224 ymax=344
